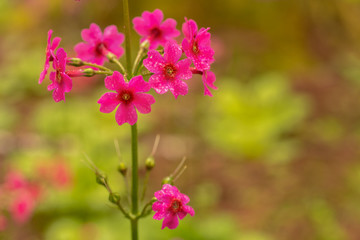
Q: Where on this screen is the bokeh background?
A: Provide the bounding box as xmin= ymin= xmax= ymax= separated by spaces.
xmin=1 ymin=0 xmax=360 ymax=239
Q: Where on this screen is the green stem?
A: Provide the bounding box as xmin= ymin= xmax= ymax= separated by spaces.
xmin=123 ymin=0 xmax=132 ymax=76
xmin=131 ymin=123 xmax=139 ymax=240
xmin=82 ymin=61 xmax=112 ymax=72
xmin=141 ymin=171 xmax=150 ymax=202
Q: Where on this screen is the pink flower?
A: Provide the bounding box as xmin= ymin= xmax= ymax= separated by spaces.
xmin=133 ymin=9 xmax=180 ymax=49
xmin=97 ymin=71 xmax=155 ymax=126
xmin=39 ymin=29 xmax=61 ymax=84
xmin=74 ymin=23 xmax=124 ymax=65
xmin=10 ymin=190 xmax=35 ymax=224
xmin=47 ymin=48 xmax=73 ymax=102
xmin=143 ymin=42 xmax=192 ymax=98
xmin=182 ymin=19 xmax=214 ymax=71
xmin=152 ymin=184 xmax=194 ymax=230
xmin=4 ymin=171 xmax=27 ymax=191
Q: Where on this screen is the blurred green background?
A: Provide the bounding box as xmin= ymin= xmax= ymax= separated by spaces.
xmin=1 ymin=0 xmax=360 ymax=239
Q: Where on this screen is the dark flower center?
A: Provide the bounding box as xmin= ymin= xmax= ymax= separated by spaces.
xmin=119 ymin=91 xmax=133 ymax=104
xmin=192 ymin=42 xmax=199 ymax=54
xmin=164 ymin=64 xmax=177 ymax=79
xmin=96 ymin=43 xmax=107 ymax=56
xmin=56 ymin=70 xmax=62 ymax=84
xmin=170 ymin=199 xmax=182 ymax=213
xmin=150 ymin=28 xmax=162 ymax=39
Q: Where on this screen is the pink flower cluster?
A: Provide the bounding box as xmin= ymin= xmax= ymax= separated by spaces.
xmin=153 ymin=184 xmax=194 ymax=229
xmin=0 ymin=164 xmax=72 ymax=231
xmin=39 ymin=9 xmax=216 ymax=126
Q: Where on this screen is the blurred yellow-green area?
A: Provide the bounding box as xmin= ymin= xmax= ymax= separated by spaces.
xmin=1 ymin=0 xmax=360 ymax=239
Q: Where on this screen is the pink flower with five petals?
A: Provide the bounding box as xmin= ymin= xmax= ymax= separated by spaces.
xmin=133 ymin=9 xmax=180 ymax=49
xmin=143 ymin=42 xmax=192 ymax=98
xmin=74 ymin=23 xmax=124 ymax=65
xmin=97 ymin=71 xmax=155 ymax=126
xmin=47 ymin=48 xmax=73 ymax=102
xmin=39 ymin=29 xmax=61 ymax=84
xmin=182 ymin=19 xmax=214 ymax=71
xmin=152 ymin=184 xmax=195 ymax=230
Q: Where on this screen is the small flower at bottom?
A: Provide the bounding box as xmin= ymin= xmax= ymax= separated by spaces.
xmin=39 ymin=29 xmax=61 ymax=84
xmin=97 ymin=71 xmax=155 ymax=126
xmin=143 ymin=41 xmax=192 ymax=99
xmin=74 ymin=23 xmax=124 ymax=65
xmin=152 ymin=184 xmax=194 ymax=230
xmin=47 ymin=48 xmax=73 ymax=102
xmin=133 ymin=9 xmax=180 ymax=49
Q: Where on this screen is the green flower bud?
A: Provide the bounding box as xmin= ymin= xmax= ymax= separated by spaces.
xmin=67 ymin=58 xmax=83 ymax=66
xmin=145 ymin=157 xmax=155 ymax=170
xmin=95 ymin=173 xmax=107 ymax=187
xmin=109 ymin=193 xmax=120 ymax=204
xmin=161 ymin=176 xmax=174 ymax=185
xmin=83 ymin=68 xmax=95 ymax=77
xmin=117 ymin=162 xmax=127 ymax=176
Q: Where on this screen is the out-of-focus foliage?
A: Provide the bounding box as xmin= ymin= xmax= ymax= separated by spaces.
xmin=202 ymin=73 xmax=309 ymax=162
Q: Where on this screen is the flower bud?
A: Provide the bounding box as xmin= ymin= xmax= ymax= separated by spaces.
xmin=109 ymin=192 xmax=120 ymax=204
xmin=83 ymin=68 xmax=95 ymax=77
xmin=140 ymin=40 xmax=150 ymax=50
xmin=145 ymin=157 xmax=155 ymax=170
xmin=161 ymin=176 xmax=174 ymax=185
xmin=95 ymin=173 xmax=107 ymax=187
xmin=67 ymin=58 xmax=83 ymax=66
xmin=117 ymin=162 xmax=127 ymax=176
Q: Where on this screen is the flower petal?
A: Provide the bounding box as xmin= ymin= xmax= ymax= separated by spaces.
xmin=129 ymin=75 xmax=150 ymax=92
xmin=115 ymin=103 xmax=137 ymax=126
xmin=133 ymin=93 xmax=155 ymax=114
xmin=143 ymin=50 xmax=165 ymax=73
xmin=149 ymin=74 xmax=169 ymax=94
xmin=182 ymin=19 xmax=198 ymax=40
xmin=162 ymin=213 xmax=179 ymax=230
xmin=55 ymin=48 xmax=67 ymax=72
xmin=81 ymin=23 xmax=102 ymax=43
xmin=105 ymin=71 xmax=126 ymax=91
xmin=153 ymin=211 xmax=166 ymax=220
xmin=52 ymin=85 xmax=65 ymax=102
xmin=164 ymin=42 xmax=182 ymax=64
xmin=97 ymin=92 xmax=120 ymax=113
xmin=176 ymin=58 xmax=192 ymax=80
xmin=143 ymin=9 xmax=163 ymax=27
xmin=160 ymin=18 xmax=180 ymax=38
xmin=60 ymin=73 xmax=73 ymax=93
xmin=183 ymin=205 xmax=195 ymax=217
xmin=169 ymin=79 xmax=188 ymax=99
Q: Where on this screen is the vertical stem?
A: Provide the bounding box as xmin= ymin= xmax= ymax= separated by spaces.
xmin=131 ymin=123 xmax=139 ymax=240
xmin=123 ymin=0 xmax=132 ymax=76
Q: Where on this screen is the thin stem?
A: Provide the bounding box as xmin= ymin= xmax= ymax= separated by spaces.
xmin=130 ymin=123 xmax=139 ymax=240
xmin=94 ymin=70 xmax=113 ymax=75
xmin=123 ymin=0 xmax=132 ymax=76
xmin=107 ymin=54 xmax=126 ymax=75
xmin=141 ymin=171 xmax=150 ymax=202
xmin=82 ymin=61 xmax=112 ymax=72
xmin=132 ymin=41 xmax=149 ymax=76
xmin=139 ymin=199 xmax=155 ymax=218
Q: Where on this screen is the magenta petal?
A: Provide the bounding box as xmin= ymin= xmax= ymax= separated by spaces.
xmin=133 ymin=93 xmax=155 ymax=114
xmin=105 ymin=71 xmax=126 ymax=91
xmin=115 ymin=103 xmax=137 ymax=126
xmin=204 ymin=71 xmax=217 ymax=89
xmin=183 ymin=205 xmax=195 ymax=217
xmin=98 ymin=92 xmax=120 ymax=113
xmin=52 ymin=85 xmax=65 ymax=102
xmin=164 ymin=42 xmax=182 ymax=64
xmin=55 ymin=48 xmax=67 ymax=72
xmin=129 ymin=75 xmax=150 ymax=92
xmin=169 ymin=80 xmax=188 ymax=99
xmin=74 ymin=42 xmax=93 ymax=61
xmin=143 ymin=50 xmax=165 ymax=73
xmin=176 ymin=59 xmax=192 ymax=80
xmin=153 ymin=211 xmax=166 ymax=220
xmin=81 ymin=23 xmax=102 ymax=43
xmin=133 ymin=17 xmax=148 ymax=35
xmin=60 ymin=73 xmax=72 ymax=93
xmin=51 ymin=37 xmax=61 ymax=50
xmin=182 ymin=19 xmax=198 ymax=40
xmin=143 ymin=9 xmax=163 ymax=26
xmin=160 ymin=18 xmax=180 ymax=38
xmin=162 ymin=213 xmax=179 ymax=230
xmin=149 ymin=74 xmax=168 ymax=94
xmin=177 ymin=211 xmax=187 ymax=220
xmin=39 ymin=68 xmax=48 ymax=84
